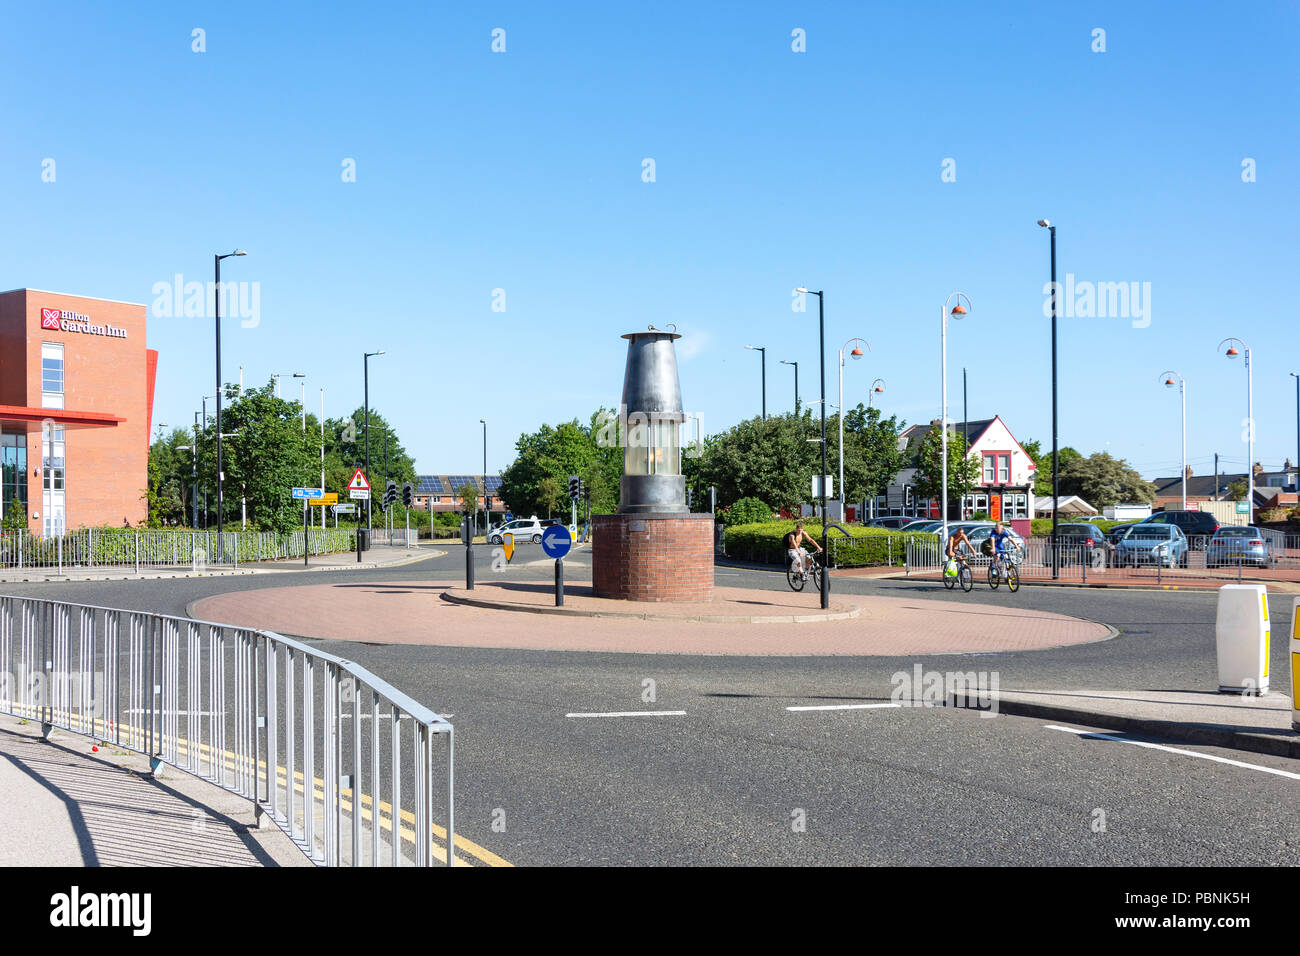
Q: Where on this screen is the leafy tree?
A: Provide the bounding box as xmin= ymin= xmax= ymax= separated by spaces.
xmin=1059 ymin=452 xmax=1154 ymax=508
xmin=145 ymin=428 xmax=189 ymax=526
xmin=699 ymin=411 xmax=820 ymax=512
xmin=499 ymin=409 xmax=621 ymax=517
xmin=454 ymin=482 xmax=479 ymax=516
xmin=217 ymin=383 xmax=320 ymax=533
xmin=912 ymin=425 xmax=979 ymax=516
xmin=1226 ymin=480 xmax=1247 ymax=502
xmin=1021 ymin=439 xmax=1083 ymax=499
xmin=839 ymin=404 xmax=906 ymax=506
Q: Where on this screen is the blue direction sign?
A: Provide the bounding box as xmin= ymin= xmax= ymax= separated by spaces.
xmin=504 ymin=512 xmax=514 ymax=522
xmin=291 ymin=487 xmax=324 ymax=500
xmin=541 ymin=524 xmax=572 ymax=559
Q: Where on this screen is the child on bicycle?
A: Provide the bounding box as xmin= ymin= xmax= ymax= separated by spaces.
xmin=988 ymin=522 xmax=1020 ymax=577
xmin=785 ymin=522 xmax=822 ymax=580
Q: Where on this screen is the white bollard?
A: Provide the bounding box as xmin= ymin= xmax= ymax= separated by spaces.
xmin=1290 ymin=596 xmax=1300 ymax=733
xmin=1215 ymin=584 xmax=1270 ymax=695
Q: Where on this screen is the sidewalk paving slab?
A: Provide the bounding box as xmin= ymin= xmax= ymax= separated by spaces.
xmin=0 ymin=715 xmax=308 ymax=866
xmin=969 ymin=688 xmax=1300 ymax=759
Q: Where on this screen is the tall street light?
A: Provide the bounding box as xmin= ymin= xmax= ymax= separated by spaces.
xmin=1219 ymin=338 xmax=1254 ymax=518
xmin=319 ymin=387 xmax=326 ymax=530
xmin=1290 ymin=372 xmax=1299 ymax=488
xmin=214 ymin=248 xmax=247 ymax=554
xmin=837 ymin=337 xmax=869 ymax=523
xmin=364 ymin=350 xmax=385 ymax=533
xmin=868 ymin=379 xmax=886 ymax=408
xmin=744 ymin=345 xmax=767 ymax=420
xmin=780 ymin=360 xmax=799 ymax=414
xmin=795 ymin=287 xmax=830 ymax=610
xmin=940 ymin=293 xmax=971 ymax=545
xmin=1037 ymin=219 xmax=1060 ymax=578
xmin=480 ymin=418 xmax=488 ymax=535
xmin=1160 ymin=371 xmax=1187 ymax=510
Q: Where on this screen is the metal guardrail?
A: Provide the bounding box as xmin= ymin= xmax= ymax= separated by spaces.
xmin=0 ymin=528 xmax=359 ymax=573
xmin=0 ymin=595 xmax=453 ymax=866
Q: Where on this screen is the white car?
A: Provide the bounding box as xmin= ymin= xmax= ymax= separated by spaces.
xmin=488 ymin=517 xmax=544 ymax=545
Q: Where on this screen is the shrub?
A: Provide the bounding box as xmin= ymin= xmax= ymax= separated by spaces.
xmin=721 ymin=497 xmax=773 ymax=527
xmin=723 ymin=520 xmax=933 ymax=567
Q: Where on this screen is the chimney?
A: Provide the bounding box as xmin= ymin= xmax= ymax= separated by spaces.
xmin=1184 ymin=464 xmax=1193 ymax=480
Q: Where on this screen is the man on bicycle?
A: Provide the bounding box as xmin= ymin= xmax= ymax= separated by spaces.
xmin=785 ymin=522 xmax=822 ymax=579
xmin=945 ymin=526 xmax=975 ymax=566
xmin=988 ymin=522 xmax=1019 ymax=577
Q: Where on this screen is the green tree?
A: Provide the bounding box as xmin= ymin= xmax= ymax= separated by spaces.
xmin=1059 ymin=452 xmax=1155 ymax=508
xmin=912 ymin=425 xmax=980 ymax=516
xmin=699 ymin=410 xmax=820 ymax=512
xmin=499 ymin=409 xmax=621 ymax=517
xmin=215 ymin=382 xmax=320 ymax=533
xmin=839 ymin=404 xmax=906 ymax=506
xmin=1022 ymin=439 xmax=1083 ymax=498
xmin=1226 ymin=480 xmax=1247 ymax=502
xmin=145 ymin=428 xmax=189 ymax=526
xmin=454 ymin=482 xmax=479 ymax=516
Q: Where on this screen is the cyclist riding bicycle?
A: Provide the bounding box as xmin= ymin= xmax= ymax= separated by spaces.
xmin=784 ymin=522 xmax=822 ymax=580
xmin=945 ymin=526 xmax=974 ymax=574
xmin=988 ymin=522 xmax=1019 ymax=577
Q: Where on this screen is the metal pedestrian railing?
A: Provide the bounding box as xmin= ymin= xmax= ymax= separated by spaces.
xmin=0 ymin=595 xmax=454 ymax=867
xmin=0 ymin=528 xmax=358 ymax=573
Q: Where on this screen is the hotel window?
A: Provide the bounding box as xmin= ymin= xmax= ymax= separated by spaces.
xmin=41 ymin=343 xmax=65 ymax=409
xmin=982 ymin=454 xmax=996 ymax=484
xmin=997 ymin=454 xmax=1010 ymax=484
xmin=1 ymin=433 xmax=27 ymax=520
xmin=1003 ymin=493 xmax=1029 ymax=519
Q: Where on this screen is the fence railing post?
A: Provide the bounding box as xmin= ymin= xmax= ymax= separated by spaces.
xmin=134 ymin=532 xmax=140 ymax=574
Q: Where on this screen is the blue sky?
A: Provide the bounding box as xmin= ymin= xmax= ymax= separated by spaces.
xmin=3 ymin=1 xmax=1297 ymax=480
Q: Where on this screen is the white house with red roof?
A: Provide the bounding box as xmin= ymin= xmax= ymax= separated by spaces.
xmin=877 ymin=416 xmax=1038 ymax=536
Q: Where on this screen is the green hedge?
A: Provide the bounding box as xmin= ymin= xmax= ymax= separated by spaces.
xmin=0 ymin=527 xmax=358 ymax=568
xmin=723 ymin=521 xmax=934 ymax=568
xmin=1029 ymin=517 xmax=1139 ymax=536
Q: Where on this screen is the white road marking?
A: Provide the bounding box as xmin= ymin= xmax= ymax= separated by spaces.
xmin=787 ymin=703 xmax=903 ymax=712
xmin=565 ymin=710 xmax=686 ymax=718
xmin=1045 ymin=724 xmax=1300 ymax=780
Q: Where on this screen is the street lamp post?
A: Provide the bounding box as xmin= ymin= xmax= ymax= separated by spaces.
xmin=868 ymin=379 xmax=885 ymax=408
xmin=1160 ymin=371 xmax=1187 ymax=510
xmin=364 ymin=350 xmax=385 ymax=533
xmin=744 ymin=345 xmax=767 ymax=420
xmin=319 ymin=387 xmax=326 ymax=530
xmin=480 ymin=418 xmax=487 ymax=535
xmin=214 ymin=248 xmax=247 ymax=556
xmin=940 ymin=293 xmax=972 ymax=545
xmin=1290 ymin=372 xmax=1299 ymax=488
xmin=1219 ymin=338 xmax=1254 ymax=519
xmin=780 ymin=360 xmax=799 ymax=414
xmin=838 ymin=338 xmax=869 ymax=523
xmin=796 ymin=288 xmax=829 ymax=610
xmin=1036 ymin=220 xmax=1061 ymax=578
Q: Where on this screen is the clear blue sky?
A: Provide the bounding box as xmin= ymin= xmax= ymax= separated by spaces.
xmin=3 ymin=1 xmax=1297 ymax=481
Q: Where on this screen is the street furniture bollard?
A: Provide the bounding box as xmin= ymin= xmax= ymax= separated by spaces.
xmin=1215 ymin=584 xmax=1270 ymax=695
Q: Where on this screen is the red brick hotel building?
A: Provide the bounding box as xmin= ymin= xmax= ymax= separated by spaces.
xmin=0 ymin=290 xmax=157 ymax=534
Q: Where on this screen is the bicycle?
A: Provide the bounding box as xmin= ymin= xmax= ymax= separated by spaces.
xmin=786 ymin=547 xmax=825 ymax=593
xmin=942 ymin=554 xmax=974 ymax=592
xmin=987 ymin=546 xmax=1021 ymax=592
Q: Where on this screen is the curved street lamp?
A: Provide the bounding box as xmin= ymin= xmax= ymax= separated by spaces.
xmin=940 ymin=293 xmax=971 ymax=543
xmin=744 ymin=345 xmax=766 ymax=419
xmin=837 ymin=337 xmax=870 ymax=523
xmin=780 ymin=359 xmax=799 ymax=414
xmin=868 ymin=378 xmax=886 ymax=408
xmin=214 ymin=248 xmax=247 ymax=556
xmin=1159 ymin=370 xmax=1187 ymax=510
xmin=795 ymin=286 xmax=829 ymax=610
xmin=1218 ymin=338 xmax=1253 ymax=518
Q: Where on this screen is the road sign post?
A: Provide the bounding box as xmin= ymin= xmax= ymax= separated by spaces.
xmin=541 ymin=525 xmax=572 ymax=606
xmin=463 ymin=517 xmax=475 ymax=591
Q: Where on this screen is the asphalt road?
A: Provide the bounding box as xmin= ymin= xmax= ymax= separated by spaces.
xmin=3 ymin=544 xmax=1297 ymax=866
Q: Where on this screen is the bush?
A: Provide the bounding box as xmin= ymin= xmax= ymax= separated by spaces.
xmin=723 ymin=520 xmax=933 ymax=567
xmin=720 ymin=497 xmax=773 ymax=527
xmin=1030 ymin=517 xmax=1134 ymax=536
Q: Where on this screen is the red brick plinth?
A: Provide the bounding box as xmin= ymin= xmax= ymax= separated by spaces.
xmin=592 ymin=512 xmax=715 ymax=602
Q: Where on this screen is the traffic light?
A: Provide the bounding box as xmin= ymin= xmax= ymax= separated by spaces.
xmin=383 ymin=480 xmax=398 ymax=510
xmin=402 ymin=482 xmax=414 ymax=508
xmin=568 ymin=475 xmax=580 ymax=500
xmin=687 ymin=487 xmax=694 ymax=509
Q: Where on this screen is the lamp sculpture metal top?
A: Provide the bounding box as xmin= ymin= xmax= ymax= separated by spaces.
xmin=619 ymin=325 xmax=687 ymax=514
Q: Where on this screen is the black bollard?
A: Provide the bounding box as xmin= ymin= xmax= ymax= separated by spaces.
xmin=555 ymin=557 xmax=564 ymax=606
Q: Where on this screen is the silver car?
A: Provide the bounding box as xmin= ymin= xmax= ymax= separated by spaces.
xmin=1206 ymin=526 xmax=1272 ymax=568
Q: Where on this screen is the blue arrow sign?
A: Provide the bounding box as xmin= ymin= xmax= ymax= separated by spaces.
xmin=291 ymin=487 xmax=324 ymax=499
xmin=504 ymin=512 xmax=514 ymax=522
xmin=541 ymin=524 xmax=572 ymax=559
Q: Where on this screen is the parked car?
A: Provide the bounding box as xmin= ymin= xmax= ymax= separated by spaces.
xmin=868 ymin=516 xmax=919 ymax=530
xmin=901 ymin=519 xmax=943 ymax=533
xmin=1044 ymin=522 xmax=1111 ymax=566
xmin=1138 ymin=510 xmax=1219 ymax=549
xmin=1105 ymin=523 xmax=1141 ymax=548
xmin=1206 ymin=526 xmax=1273 ymax=568
xmin=1112 ymin=524 xmax=1188 ymax=567
xmin=487 ymin=517 xmax=545 ymax=544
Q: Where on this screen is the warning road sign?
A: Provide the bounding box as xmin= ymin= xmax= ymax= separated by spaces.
xmin=347 ymin=469 xmax=371 ymax=492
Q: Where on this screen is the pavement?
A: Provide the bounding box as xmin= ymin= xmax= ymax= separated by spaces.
xmin=0 ymin=714 xmax=308 ymax=867
xmin=189 ymin=578 xmax=1115 ymax=655
xmin=0 ymin=544 xmax=438 ymax=583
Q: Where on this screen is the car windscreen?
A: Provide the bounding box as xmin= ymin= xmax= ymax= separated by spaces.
xmin=1216 ymin=527 xmax=1257 ymax=537
xmin=1130 ymin=526 xmax=1173 ymax=538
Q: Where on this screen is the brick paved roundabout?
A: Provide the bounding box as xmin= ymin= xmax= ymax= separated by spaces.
xmin=190 ymin=580 xmax=1114 ymax=656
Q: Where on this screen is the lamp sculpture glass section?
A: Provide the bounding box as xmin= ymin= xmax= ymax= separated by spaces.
xmin=592 ymin=328 xmax=714 ymax=602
